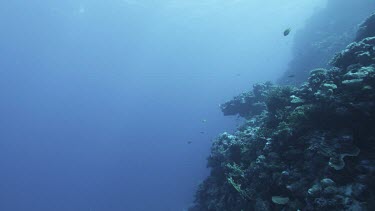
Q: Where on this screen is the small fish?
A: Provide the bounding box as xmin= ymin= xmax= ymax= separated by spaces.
xmin=284 ymin=28 xmax=291 ymax=36
xmin=187 ymin=141 xmax=192 ymax=144
xmin=288 ymin=74 xmax=295 ymax=78
xmin=236 ymin=73 xmax=241 ymax=77
xmin=202 ymin=119 xmax=207 ymax=123
xmin=200 ymin=131 xmax=205 ymax=134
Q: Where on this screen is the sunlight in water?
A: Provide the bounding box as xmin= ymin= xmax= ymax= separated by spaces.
xmin=78 ymin=4 xmax=85 ymax=14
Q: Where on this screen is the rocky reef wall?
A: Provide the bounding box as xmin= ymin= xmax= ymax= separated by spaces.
xmin=279 ymin=0 xmax=375 ymax=85
xmin=190 ymin=12 xmax=375 ymax=211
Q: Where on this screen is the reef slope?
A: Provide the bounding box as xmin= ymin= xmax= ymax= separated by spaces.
xmin=190 ymin=14 xmax=375 ymax=211
xmin=279 ymin=0 xmax=375 ymax=85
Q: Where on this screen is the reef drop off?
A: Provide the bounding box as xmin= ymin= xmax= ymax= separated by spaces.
xmin=189 ymin=13 xmax=375 ymax=211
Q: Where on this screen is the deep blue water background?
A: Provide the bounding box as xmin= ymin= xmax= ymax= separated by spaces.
xmin=0 ymin=1 xmax=326 ymax=210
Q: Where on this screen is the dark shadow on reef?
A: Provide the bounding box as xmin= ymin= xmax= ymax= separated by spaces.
xmin=190 ymin=12 xmax=375 ymax=211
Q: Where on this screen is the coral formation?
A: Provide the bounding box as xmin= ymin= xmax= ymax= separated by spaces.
xmin=356 ymin=13 xmax=375 ymax=41
xmin=190 ymin=13 xmax=375 ymax=211
xmin=279 ymin=0 xmax=375 ymax=85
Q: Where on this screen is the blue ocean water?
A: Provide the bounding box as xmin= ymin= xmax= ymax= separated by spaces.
xmin=0 ymin=1 xmax=326 ymax=210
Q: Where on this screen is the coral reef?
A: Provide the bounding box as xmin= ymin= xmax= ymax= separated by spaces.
xmin=278 ymin=0 xmax=375 ymax=85
xmin=220 ymin=82 xmax=271 ymax=118
xmin=356 ymin=13 xmax=375 ymax=41
xmin=190 ymin=14 xmax=375 ymax=211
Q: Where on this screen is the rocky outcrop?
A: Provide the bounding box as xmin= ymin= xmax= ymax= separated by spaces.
xmin=220 ymin=82 xmax=271 ymax=118
xmin=356 ymin=13 xmax=375 ymax=41
xmin=190 ymin=15 xmax=375 ymax=211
